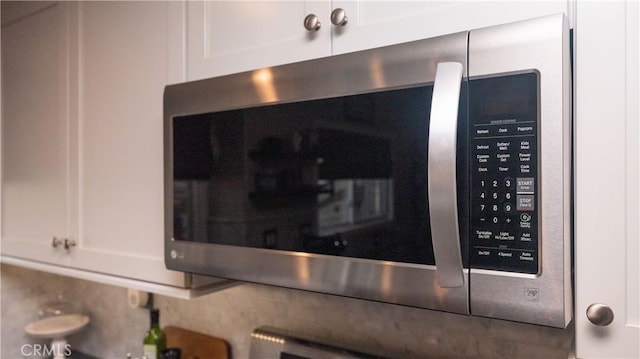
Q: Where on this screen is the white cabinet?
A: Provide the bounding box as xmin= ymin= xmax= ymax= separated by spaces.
xmin=187 ymin=0 xmax=571 ymax=81
xmin=574 ymin=1 xmax=640 ymax=357
xmin=1 ymin=2 xmax=228 ymax=293
xmin=1 ymin=3 xmax=74 ymax=266
xmin=331 ymin=1 xmax=571 ymax=55
xmin=187 ymin=1 xmax=331 ymax=80
xmin=68 ymin=1 xmax=188 ymax=286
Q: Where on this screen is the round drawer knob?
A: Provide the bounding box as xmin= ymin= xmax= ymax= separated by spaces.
xmin=52 ymin=237 xmax=64 ymax=248
xmin=331 ymin=8 xmax=348 ymax=27
xmin=586 ymin=303 xmax=614 ymax=326
xmin=304 ymin=14 xmax=321 ymax=32
xmin=64 ymin=238 xmax=77 ymax=251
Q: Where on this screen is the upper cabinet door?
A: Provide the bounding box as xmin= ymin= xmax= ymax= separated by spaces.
xmin=331 ymin=0 xmax=571 ymax=55
xmin=187 ymin=0 xmax=331 ymax=81
xmin=1 ymin=3 xmax=73 ymax=265
xmin=68 ymin=2 xmax=188 ymax=286
xmin=575 ymin=1 xmax=640 ymax=358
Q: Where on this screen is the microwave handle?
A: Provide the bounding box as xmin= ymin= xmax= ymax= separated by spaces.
xmin=427 ymin=62 xmax=465 ymax=288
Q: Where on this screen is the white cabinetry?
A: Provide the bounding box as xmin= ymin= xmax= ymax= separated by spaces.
xmin=187 ymin=0 xmax=571 ymax=81
xmin=331 ymin=1 xmax=571 ymax=55
xmin=1 ymin=2 xmax=229 ymax=295
xmin=69 ymin=2 xmax=188 ymax=285
xmin=187 ymin=1 xmax=331 ymax=80
xmin=1 ymin=3 xmax=74 ymax=266
xmin=574 ymin=1 xmax=640 ymax=357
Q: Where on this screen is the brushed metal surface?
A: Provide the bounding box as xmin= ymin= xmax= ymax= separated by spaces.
xmin=164 ymin=14 xmax=572 ymax=325
xmin=330 ymin=8 xmax=348 ymax=27
xmin=250 ymin=327 xmax=380 ymax=359
xmin=586 ymin=303 xmax=615 ymax=327
xmin=428 ymin=62 xmax=465 ymax=288
xmin=304 ymin=14 xmax=321 ymax=32
xmin=164 ymin=30 xmax=470 ymax=315
xmin=468 ymin=14 xmax=572 ymax=328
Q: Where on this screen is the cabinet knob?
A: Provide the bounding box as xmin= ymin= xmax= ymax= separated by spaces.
xmin=586 ymin=303 xmax=615 ymax=326
xmin=304 ymin=14 xmax=321 ymax=32
xmin=52 ymin=237 xmax=64 ymax=248
xmin=64 ymin=238 xmax=77 ymax=251
xmin=330 ymin=8 xmax=348 ymax=27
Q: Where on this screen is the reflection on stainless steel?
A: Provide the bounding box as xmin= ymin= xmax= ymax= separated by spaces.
xmin=295 ymin=253 xmax=311 ymax=284
xmin=369 ymin=56 xmax=386 ymax=88
xmin=381 ymin=262 xmax=394 ymax=295
xmin=316 ymin=179 xmax=392 ymax=237
xmin=250 ymin=327 xmax=382 ymax=359
xmin=173 ymin=181 xmax=209 ymax=243
xmin=252 ymin=68 xmax=278 ymax=103
xmin=169 ymin=240 xmax=470 ymax=314
xmin=433 ymin=272 xmax=450 ymax=309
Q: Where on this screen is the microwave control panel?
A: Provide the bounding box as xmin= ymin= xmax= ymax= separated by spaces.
xmin=469 ymin=72 xmax=539 ymax=274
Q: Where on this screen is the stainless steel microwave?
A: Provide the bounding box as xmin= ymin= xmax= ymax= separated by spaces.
xmin=164 ymin=14 xmax=572 ymax=328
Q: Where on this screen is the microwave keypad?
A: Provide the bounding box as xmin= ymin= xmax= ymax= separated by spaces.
xmin=469 ymin=73 xmax=539 ymax=274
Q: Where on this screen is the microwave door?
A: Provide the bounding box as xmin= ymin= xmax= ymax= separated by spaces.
xmin=164 ymin=31 xmax=470 ymax=315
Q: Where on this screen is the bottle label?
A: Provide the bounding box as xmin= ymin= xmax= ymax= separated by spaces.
xmin=143 ymin=344 xmax=157 ymax=358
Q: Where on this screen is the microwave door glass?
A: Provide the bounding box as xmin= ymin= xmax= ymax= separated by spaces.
xmin=172 ymin=83 xmax=470 ymax=268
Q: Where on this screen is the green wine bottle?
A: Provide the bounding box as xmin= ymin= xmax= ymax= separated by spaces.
xmin=143 ymin=309 xmax=166 ymax=359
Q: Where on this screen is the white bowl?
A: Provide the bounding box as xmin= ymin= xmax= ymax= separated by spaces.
xmin=25 ymin=314 xmax=90 ymax=339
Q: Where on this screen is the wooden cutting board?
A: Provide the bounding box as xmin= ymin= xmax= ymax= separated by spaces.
xmin=164 ymin=326 xmax=230 ymax=359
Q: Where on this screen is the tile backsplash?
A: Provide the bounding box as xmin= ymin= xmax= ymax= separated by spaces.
xmin=1 ymin=264 xmax=574 ymax=359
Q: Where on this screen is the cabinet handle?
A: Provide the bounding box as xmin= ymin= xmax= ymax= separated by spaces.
xmin=52 ymin=237 xmax=64 ymax=248
xmin=64 ymin=238 xmax=77 ymax=251
xmin=304 ymin=14 xmax=321 ymax=32
xmin=330 ymin=8 xmax=348 ymax=27
xmin=586 ymin=303 xmax=615 ymax=326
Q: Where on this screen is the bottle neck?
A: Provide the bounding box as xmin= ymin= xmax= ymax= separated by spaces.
xmin=149 ymin=309 xmax=160 ymax=329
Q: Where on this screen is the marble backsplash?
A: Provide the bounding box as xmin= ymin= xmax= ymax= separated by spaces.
xmin=1 ymin=264 xmax=574 ymax=359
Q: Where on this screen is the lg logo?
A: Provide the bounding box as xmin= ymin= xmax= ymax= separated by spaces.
xmin=170 ymin=249 xmax=184 ymax=259
xmin=525 ymin=287 xmax=540 ymax=301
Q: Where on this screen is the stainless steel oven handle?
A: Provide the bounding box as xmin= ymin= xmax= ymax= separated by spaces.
xmin=427 ymin=62 xmax=465 ymax=288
